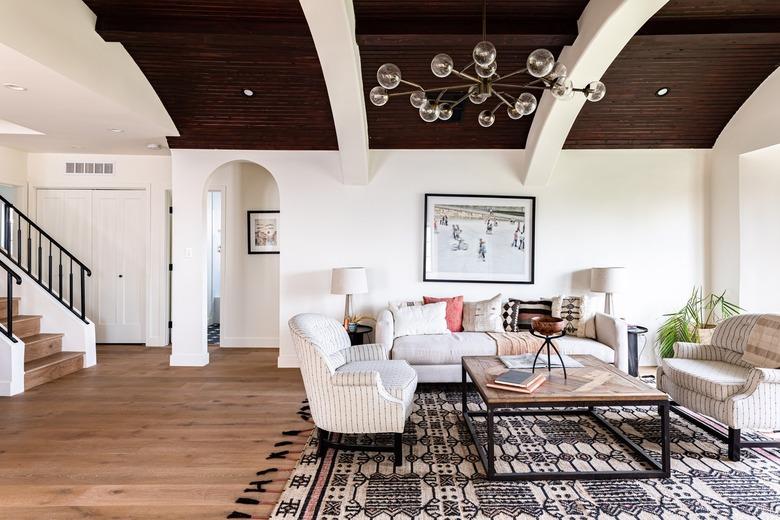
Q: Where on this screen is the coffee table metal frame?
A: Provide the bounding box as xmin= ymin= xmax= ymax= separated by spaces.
xmin=461 ymin=361 xmax=671 ymax=481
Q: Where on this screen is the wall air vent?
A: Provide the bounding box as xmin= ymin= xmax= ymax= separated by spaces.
xmin=64 ymin=162 xmax=115 ymax=176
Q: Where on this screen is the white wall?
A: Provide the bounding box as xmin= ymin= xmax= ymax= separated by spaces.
xmin=26 ymin=153 xmax=171 ymax=346
xmin=739 ymin=144 xmax=780 ymax=313
xmin=0 ymin=145 xmax=28 ymax=209
xmin=207 ymin=161 xmax=280 ymax=347
xmin=171 ymin=149 xmax=709 ymax=368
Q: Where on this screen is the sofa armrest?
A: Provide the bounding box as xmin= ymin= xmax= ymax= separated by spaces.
xmin=594 ymin=312 xmax=628 ymax=373
xmin=342 ymin=343 xmax=389 ymax=363
xmin=331 ymin=370 xmax=381 ymax=387
xmin=375 ymin=309 xmax=394 ymax=351
xmin=672 ymin=342 xmax=718 ymax=360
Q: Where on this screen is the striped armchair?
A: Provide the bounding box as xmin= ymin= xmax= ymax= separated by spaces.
xmin=657 ymin=314 xmax=780 ymax=461
xmin=289 ymin=313 xmax=417 ymax=466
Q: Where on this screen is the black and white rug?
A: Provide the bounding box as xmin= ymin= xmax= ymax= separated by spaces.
xmin=208 ymin=323 xmax=220 ymax=345
xmin=267 ymin=387 xmax=780 ymax=520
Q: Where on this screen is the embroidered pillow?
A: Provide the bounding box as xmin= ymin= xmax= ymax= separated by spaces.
xmin=423 ymin=295 xmax=464 ymax=332
xmin=551 ymin=295 xmax=595 ymax=338
xmin=462 ymin=294 xmax=503 ymax=332
xmin=389 ymin=302 xmax=449 ymax=337
xmin=502 ymin=299 xmax=553 ymax=332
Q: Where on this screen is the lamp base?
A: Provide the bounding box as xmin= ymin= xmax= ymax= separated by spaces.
xmin=344 ymin=294 xmax=353 ymax=322
xmin=604 ymin=292 xmax=613 ymax=315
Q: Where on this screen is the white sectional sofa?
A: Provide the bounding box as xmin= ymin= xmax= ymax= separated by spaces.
xmin=376 ymin=309 xmax=628 ymax=382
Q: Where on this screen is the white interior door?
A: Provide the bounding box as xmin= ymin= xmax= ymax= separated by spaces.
xmin=92 ymin=190 xmax=146 ymax=343
xmin=36 ymin=189 xmax=146 ymax=343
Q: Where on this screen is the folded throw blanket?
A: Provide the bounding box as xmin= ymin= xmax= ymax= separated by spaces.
xmin=486 ymin=331 xmax=547 ymax=356
xmin=743 ymin=314 xmax=780 ymax=368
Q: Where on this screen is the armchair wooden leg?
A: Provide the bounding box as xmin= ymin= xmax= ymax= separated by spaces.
xmin=393 ymin=432 xmax=403 ymax=467
xmin=317 ymin=428 xmax=330 ymax=459
xmin=728 ymin=427 xmax=741 ymax=462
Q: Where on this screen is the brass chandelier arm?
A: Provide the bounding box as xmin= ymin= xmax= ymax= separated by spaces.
xmin=398 ymin=78 xmax=425 ymax=90
xmin=446 ymin=92 xmax=472 ymax=109
xmin=386 ymin=83 xmax=477 ymax=98
xmin=492 ymin=91 xmax=515 ymax=109
xmin=492 ymin=83 xmax=549 ymax=91
xmin=450 ymin=69 xmax=482 ymax=83
xmin=489 ymin=101 xmax=503 ymax=115
xmin=494 ymin=68 xmax=528 ymax=82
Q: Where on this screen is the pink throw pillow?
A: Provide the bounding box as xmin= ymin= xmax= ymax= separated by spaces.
xmin=423 ymin=295 xmax=464 ymax=332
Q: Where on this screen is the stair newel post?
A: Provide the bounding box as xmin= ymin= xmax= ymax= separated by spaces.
xmin=68 ymin=258 xmax=74 ymax=310
xmin=6 ymin=270 xmax=13 ymax=340
xmin=80 ymin=265 xmax=86 ymax=320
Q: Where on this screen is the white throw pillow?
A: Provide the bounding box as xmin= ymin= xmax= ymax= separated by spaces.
xmin=389 ymin=302 xmax=449 ymax=337
xmin=462 ymin=294 xmax=504 ymax=332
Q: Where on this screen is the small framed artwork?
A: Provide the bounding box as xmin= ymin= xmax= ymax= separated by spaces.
xmin=247 ymin=210 xmax=280 ymax=254
xmin=423 ymin=193 xmax=535 ymax=284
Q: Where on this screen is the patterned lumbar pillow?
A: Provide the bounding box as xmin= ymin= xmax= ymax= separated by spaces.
xmin=552 ymin=295 xmax=595 ymax=338
xmin=462 ymin=294 xmax=503 ymax=332
xmin=502 ymin=299 xmax=553 ymax=332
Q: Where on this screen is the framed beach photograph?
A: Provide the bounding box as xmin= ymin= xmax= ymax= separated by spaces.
xmin=423 ymin=194 xmax=535 ymax=284
xmin=247 ymin=210 xmax=280 ymax=254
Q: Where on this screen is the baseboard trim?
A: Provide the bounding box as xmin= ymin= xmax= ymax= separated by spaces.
xmin=0 ymin=380 xmax=23 ymax=397
xmin=219 ymin=336 xmax=278 ymax=348
xmin=277 ymin=353 xmax=299 ymax=368
xmin=169 ymin=351 xmax=210 ymax=367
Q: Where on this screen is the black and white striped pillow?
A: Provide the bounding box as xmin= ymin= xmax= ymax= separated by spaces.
xmin=503 ymin=299 xmax=553 ymax=332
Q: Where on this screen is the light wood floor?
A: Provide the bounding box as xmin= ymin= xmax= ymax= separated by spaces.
xmin=0 ymin=345 xmax=306 ymax=520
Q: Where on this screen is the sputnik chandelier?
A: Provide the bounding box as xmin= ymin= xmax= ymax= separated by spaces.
xmin=368 ymin=1 xmax=606 ymax=127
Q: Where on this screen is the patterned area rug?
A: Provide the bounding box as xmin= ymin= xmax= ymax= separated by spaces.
xmin=208 ymin=323 xmax=220 ymax=345
xmin=267 ymin=387 xmax=780 ymax=520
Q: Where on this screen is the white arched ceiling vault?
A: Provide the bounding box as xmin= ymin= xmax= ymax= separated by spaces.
xmin=301 ymin=0 xmax=667 ymax=186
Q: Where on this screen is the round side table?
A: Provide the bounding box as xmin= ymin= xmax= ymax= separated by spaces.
xmin=347 ymin=324 xmax=373 ymax=346
xmin=627 ymin=325 xmax=648 ymax=377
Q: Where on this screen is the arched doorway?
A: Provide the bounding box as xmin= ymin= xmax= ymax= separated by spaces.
xmin=203 ymin=160 xmax=280 ymax=349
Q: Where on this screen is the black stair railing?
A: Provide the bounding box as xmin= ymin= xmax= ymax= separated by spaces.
xmin=0 ymin=256 xmax=21 ymax=342
xmin=0 ymin=195 xmax=91 ymax=323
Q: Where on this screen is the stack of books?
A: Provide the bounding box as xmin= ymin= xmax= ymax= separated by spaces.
xmin=487 ymin=370 xmax=546 ymax=394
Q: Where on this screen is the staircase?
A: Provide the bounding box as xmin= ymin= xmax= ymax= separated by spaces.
xmin=0 ymin=296 xmax=83 ymax=390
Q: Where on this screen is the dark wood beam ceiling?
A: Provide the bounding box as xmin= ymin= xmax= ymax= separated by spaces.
xmin=84 ymin=0 xmax=780 ymax=151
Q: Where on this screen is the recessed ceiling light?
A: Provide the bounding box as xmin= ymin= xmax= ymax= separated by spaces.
xmin=655 ymin=87 xmax=670 ymax=97
xmin=146 ymin=143 xmax=162 ymax=150
xmin=108 ymin=128 xmax=124 ymax=133
xmin=242 ymin=89 xmax=254 ymax=97
xmin=3 ymin=83 xmax=27 ymax=91
xmin=70 ymin=145 xmax=84 ymax=149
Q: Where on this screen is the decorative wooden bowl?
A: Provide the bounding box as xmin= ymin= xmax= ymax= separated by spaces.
xmin=531 ymin=316 xmax=565 ymax=336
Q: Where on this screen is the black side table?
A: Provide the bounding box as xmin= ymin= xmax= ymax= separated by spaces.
xmin=348 ymin=325 xmax=373 ymax=346
xmin=627 ymin=325 xmax=648 ymax=377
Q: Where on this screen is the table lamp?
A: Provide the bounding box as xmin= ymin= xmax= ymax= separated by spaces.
xmin=590 ymin=267 xmax=626 ymax=315
xmin=331 ymin=267 xmax=368 ymax=320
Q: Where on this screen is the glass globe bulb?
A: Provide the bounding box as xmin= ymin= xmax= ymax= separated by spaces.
xmin=409 ymin=90 xmax=427 ymax=108
xmin=431 ymin=53 xmax=454 ymax=78
xmin=547 ymin=62 xmax=567 ymax=80
xmin=516 ymin=92 xmax=537 ymax=115
xmin=586 ymin=80 xmax=606 ymax=102
xmin=438 ymin=105 xmax=453 ymax=121
xmin=377 ymin=63 xmax=401 ymax=89
xmin=526 ymin=48 xmax=555 ymax=78
xmin=476 ymin=61 xmax=497 ymax=79
xmin=419 ymin=101 xmax=440 ymax=122
xmin=478 ymin=110 xmax=495 ymax=127
xmin=369 ymin=86 xmax=389 ymax=106
xmin=468 ymin=85 xmax=489 ymax=105
xmin=551 ymin=77 xmax=574 ymax=100
xmin=472 ymin=41 xmax=496 ymax=67
xmin=507 ymin=106 xmax=523 ymax=120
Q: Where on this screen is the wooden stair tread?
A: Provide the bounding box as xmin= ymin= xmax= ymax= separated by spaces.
xmin=0 ymin=314 xmax=41 ymax=324
xmin=25 ymin=352 xmax=83 ymax=372
xmin=23 ymin=332 xmax=65 ymax=345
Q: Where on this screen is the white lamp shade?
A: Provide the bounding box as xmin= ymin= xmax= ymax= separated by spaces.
xmin=590 ymin=267 xmax=626 ymax=293
xmin=331 ymin=267 xmax=368 ymax=295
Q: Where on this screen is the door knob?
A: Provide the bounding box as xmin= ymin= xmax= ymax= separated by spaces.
xmin=118 ymin=274 xmax=123 ymax=278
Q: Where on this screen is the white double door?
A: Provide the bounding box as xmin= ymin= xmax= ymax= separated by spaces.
xmin=36 ymin=189 xmax=146 ymax=343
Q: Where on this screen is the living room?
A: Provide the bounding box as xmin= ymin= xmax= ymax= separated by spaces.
xmin=0 ymin=0 xmax=778 ymax=518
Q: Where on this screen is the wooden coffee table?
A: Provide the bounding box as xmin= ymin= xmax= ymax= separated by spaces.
xmin=461 ymin=355 xmax=670 ymax=481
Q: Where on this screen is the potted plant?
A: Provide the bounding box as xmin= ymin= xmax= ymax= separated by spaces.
xmin=656 ymin=288 xmax=742 ymax=358
xmin=344 ymin=315 xmax=374 ymax=333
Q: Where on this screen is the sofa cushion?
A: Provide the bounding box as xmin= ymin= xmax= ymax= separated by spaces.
xmin=661 ymin=358 xmax=749 ymax=401
xmin=553 ymin=336 xmax=614 ymax=364
xmin=336 ymin=360 xmax=417 ymax=408
xmin=392 ymin=332 xmax=496 ymax=365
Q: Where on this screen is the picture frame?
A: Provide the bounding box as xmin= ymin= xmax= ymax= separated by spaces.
xmin=247 ymin=210 xmax=280 ymax=254
xmin=423 ymin=193 xmax=535 ymax=284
